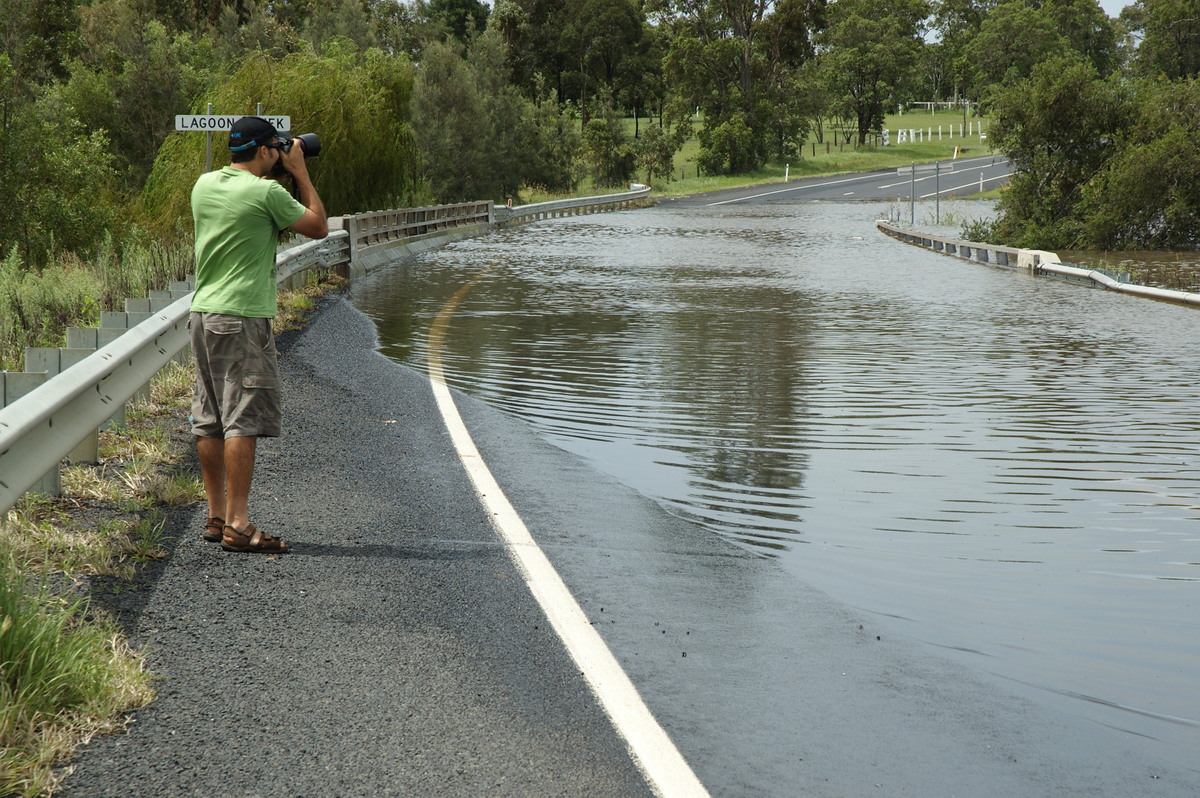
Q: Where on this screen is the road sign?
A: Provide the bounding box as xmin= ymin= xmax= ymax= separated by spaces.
xmin=175 ymin=114 xmax=291 ymax=132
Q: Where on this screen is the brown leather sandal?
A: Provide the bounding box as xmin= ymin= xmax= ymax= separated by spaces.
xmin=202 ymin=516 xmax=225 ymax=542
xmin=221 ymin=523 xmax=290 ymax=554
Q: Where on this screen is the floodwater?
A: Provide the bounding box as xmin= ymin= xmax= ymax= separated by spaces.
xmin=1063 ymin=250 xmax=1200 ymax=293
xmin=350 ymin=202 xmax=1200 ymax=763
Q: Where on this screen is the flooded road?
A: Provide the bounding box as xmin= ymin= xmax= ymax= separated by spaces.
xmin=350 ymin=201 xmax=1200 ymax=764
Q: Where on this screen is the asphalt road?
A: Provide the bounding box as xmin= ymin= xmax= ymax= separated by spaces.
xmin=61 ymin=292 xmax=1200 ymax=797
xmin=665 ymin=153 xmax=1011 ymax=206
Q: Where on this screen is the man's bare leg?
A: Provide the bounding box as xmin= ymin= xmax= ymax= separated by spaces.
xmin=222 ymin=435 xmax=257 ymax=532
xmin=197 ymin=436 xmax=227 ymax=523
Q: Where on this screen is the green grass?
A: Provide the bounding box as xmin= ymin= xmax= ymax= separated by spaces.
xmin=0 ymin=556 xmax=153 ymax=797
xmin=0 ymin=360 xmax=203 ymax=796
xmin=557 ymin=109 xmax=997 ymax=201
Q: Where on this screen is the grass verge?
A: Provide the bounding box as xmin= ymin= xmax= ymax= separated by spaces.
xmin=521 ymin=110 xmax=998 ymax=204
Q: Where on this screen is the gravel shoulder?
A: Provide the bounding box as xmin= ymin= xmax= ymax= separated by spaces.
xmin=60 ymin=294 xmax=651 ymax=798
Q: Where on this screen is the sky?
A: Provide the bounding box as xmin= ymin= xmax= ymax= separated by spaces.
xmin=1099 ymin=0 xmax=1130 ymax=18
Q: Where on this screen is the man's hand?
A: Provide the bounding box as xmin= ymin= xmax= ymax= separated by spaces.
xmin=280 ymin=138 xmax=311 ymax=177
xmin=282 ymin=138 xmax=328 ymax=239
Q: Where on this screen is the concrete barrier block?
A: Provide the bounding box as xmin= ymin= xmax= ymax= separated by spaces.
xmin=101 ymin=311 xmax=130 ymax=328
xmin=66 ymin=327 xmax=99 ymax=349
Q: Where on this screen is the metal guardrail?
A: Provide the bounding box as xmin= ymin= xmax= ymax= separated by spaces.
xmin=495 ymin=186 xmax=652 ymax=223
xmin=345 ymin=202 xmax=493 ymax=262
xmin=876 ymin=220 xmax=1200 ymax=308
xmin=0 ymin=190 xmax=651 ymax=515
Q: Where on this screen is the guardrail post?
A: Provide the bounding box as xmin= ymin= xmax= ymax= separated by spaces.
xmin=24 ymin=348 xmax=101 ymax=464
xmin=1 ymin=372 xmax=61 ymax=497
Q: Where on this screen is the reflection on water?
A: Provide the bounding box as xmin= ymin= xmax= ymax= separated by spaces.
xmin=351 ymin=202 xmax=1200 ymax=759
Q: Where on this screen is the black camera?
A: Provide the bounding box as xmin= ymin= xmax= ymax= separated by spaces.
xmin=270 ymin=132 xmax=320 ymax=178
xmin=280 ymin=132 xmax=321 ymax=158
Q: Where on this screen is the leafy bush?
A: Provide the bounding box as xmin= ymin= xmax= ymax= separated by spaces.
xmin=697 ymin=114 xmax=757 ymax=175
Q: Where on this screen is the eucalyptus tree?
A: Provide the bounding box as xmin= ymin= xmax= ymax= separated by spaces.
xmin=930 ymin=0 xmax=998 ymax=106
xmin=1126 ymin=0 xmax=1200 ymax=78
xmin=817 ymin=0 xmax=928 ymax=145
xmin=652 ymin=0 xmax=822 ymax=173
xmin=1042 ymin=0 xmax=1119 ymax=76
xmin=964 ymin=1 xmax=1067 ymax=91
xmin=491 ymin=0 xmax=649 ymax=114
xmin=562 ymin=0 xmax=644 ymax=117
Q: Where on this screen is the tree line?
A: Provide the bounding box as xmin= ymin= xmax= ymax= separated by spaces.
xmin=2 ymin=0 xmax=1200 ymax=275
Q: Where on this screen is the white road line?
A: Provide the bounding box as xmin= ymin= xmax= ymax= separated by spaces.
xmin=707 ymin=157 xmax=1009 ymax=205
xmin=920 ymin=172 xmax=1012 ymax=198
xmin=427 ymin=275 xmax=710 ymax=798
xmin=705 ymin=171 xmax=883 ymax=205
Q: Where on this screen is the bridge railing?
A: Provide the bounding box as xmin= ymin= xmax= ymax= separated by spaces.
xmin=876 ymin=220 xmax=1200 ymax=308
xmin=345 ymin=202 xmax=493 ymax=264
xmin=495 ymin=186 xmax=652 ymax=223
xmin=0 ymin=190 xmax=651 ymax=515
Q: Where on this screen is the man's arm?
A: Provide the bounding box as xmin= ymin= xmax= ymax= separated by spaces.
xmin=281 ymin=142 xmax=328 ymax=239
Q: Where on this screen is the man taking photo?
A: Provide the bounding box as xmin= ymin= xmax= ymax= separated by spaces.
xmin=190 ymin=115 xmax=328 ymax=554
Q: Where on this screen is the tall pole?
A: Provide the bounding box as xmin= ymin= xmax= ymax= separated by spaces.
xmin=910 ymin=162 xmax=915 ymax=225
xmin=204 ymin=102 xmax=213 ymax=172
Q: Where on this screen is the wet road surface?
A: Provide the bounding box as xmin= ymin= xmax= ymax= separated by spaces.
xmin=62 ymin=295 xmax=1200 ymax=797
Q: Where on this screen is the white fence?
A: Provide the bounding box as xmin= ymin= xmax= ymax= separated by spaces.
xmin=0 ymin=191 xmax=647 ymax=514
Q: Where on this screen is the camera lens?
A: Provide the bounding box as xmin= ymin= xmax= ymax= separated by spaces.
xmin=296 ymin=133 xmax=321 ymax=158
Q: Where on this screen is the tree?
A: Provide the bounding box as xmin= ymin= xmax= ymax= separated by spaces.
xmin=818 ymin=0 xmax=929 ymax=145
xmin=0 ymin=76 xmax=120 ymax=264
xmin=562 ymin=0 xmax=643 ymax=116
xmin=582 ymin=88 xmax=635 ymax=185
xmin=61 ymin=0 xmax=215 ymax=189
xmin=520 ymin=78 xmax=582 ymax=193
xmin=141 ymin=43 xmax=425 ymax=230
xmin=1042 ymin=0 xmax=1119 ymax=77
xmin=983 ymin=56 xmax=1130 ymax=247
xmin=412 ymin=31 xmax=579 ymax=201
xmin=965 ymin=2 xmax=1068 ymax=92
xmin=304 ymin=0 xmax=378 ymax=51
xmin=427 ymin=0 xmax=489 ymax=43
xmin=1076 ymin=79 xmax=1200 ymax=248
xmin=931 ymin=0 xmax=997 ymax=103
xmin=632 ymin=121 xmax=682 ymax=184
xmin=654 ymin=0 xmax=821 ymax=172
xmin=0 ymin=0 xmax=79 ymax=95
xmin=1128 ymin=0 xmax=1200 ymax=79
xmin=369 ymin=0 xmax=435 ymax=62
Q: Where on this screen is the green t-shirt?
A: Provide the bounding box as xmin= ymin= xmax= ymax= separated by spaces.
xmin=190 ymin=166 xmax=306 ymax=318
